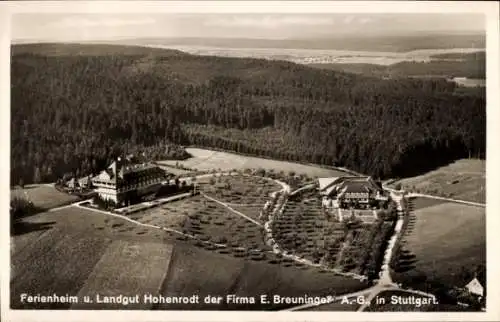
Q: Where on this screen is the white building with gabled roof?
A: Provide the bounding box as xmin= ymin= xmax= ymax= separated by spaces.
xmin=92 ymin=158 xmax=168 ymax=206
xmin=465 ymin=277 xmax=484 ymax=298
xmin=318 ymin=176 xmax=388 ymax=210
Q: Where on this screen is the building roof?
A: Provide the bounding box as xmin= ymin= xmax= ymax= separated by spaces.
xmin=78 ymin=176 xmax=91 ymax=186
xmin=93 ymin=159 xmax=167 ymax=185
xmin=342 ymin=181 xmax=375 ymax=194
xmin=319 ymin=176 xmax=381 ymax=196
xmin=67 ymin=178 xmax=77 ymax=187
xmin=318 ymin=177 xmax=339 ymax=191
xmin=465 ymin=277 xmax=484 ymax=296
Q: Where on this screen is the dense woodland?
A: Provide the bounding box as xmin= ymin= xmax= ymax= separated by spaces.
xmin=11 ymin=43 xmax=486 ymax=185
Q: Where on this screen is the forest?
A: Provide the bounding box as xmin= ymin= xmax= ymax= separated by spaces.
xmin=11 ymin=43 xmax=486 ymax=185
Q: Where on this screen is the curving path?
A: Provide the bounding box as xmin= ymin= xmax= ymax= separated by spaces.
xmin=283 ymin=189 xmax=437 ymax=312
xmin=200 ymin=192 xmax=263 ymax=227
xmin=40 ymin=171 xmax=442 ymax=312
xmin=406 ymin=192 xmax=485 ymax=207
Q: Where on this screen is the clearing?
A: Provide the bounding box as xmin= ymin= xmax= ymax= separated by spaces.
xmin=390 ymin=159 xmax=485 ymax=203
xmin=392 ymin=199 xmax=485 ymax=290
xmin=11 ymin=185 xmax=80 ymax=210
xmin=73 ymin=240 xmax=173 ymax=309
xmin=158 ymin=148 xmax=349 ymax=178
xmin=156 ymin=242 xmax=369 ymax=310
xmin=10 ymin=203 xmax=368 ymax=310
xmin=10 ymin=206 xmax=174 ymax=309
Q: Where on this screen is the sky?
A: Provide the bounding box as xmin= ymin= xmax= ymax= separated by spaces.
xmin=11 ymin=13 xmax=485 ymax=42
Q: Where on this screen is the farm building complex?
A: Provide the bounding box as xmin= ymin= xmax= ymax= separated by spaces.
xmin=92 ymin=158 xmax=168 ymax=206
xmin=318 ymin=176 xmax=387 ymax=209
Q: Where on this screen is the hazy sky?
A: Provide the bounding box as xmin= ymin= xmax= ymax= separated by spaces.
xmin=12 ymin=13 xmax=485 ymax=41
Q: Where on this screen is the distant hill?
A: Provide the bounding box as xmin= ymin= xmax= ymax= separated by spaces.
xmin=309 ymin=51 xmax=486 ymax=79
xmin=11 ymin=43 xmax=485 ymax=185
xmin=11 ymin=42 xmax=188 ymax=57
xmin=118 ymin=33 xmax=485 ymax=52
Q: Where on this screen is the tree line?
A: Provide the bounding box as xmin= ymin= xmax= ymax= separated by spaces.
xmin=11 ymin=44 xmax=485 ymax=185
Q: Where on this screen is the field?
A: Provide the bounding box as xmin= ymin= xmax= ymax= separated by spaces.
xmin=126 ymin=174 xmax=280 ymax=250
xmin=158 ymin=148 xmax=348 ymax=178
xmin=179 ymin=195 xmax=270 ymax=250
xmin=139 ymin=43 xmax=484 ymax=65
xmin=154 ymin=163 xmax=192 ymax=176
xmin=411 ymin=197 xmax=447 ymax=210
xmin=198 ymin=174 xmax=280 ymax=219
xmin=390 ymin=159 xmax=485 ymax=203
xmin=11 ymin=185 xmax=80 ymax=210
xmin=273 ymin=192 xmax=394 ymax=277
xmin=73 ymin=241 xmax=173 ymax=309
xmin=10 ymin=206 xmax=175 ymax=309
xmin=11 ymin=202 xmax=368 ymax=310
xmin=392 ymin=198 xmax=485 ymax=290
xmin=156 ymin=243 xmax=368 ymax=310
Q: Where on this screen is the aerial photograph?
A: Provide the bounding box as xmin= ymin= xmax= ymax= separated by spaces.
xmin=8 ymin=7 xmax=488 ymax=314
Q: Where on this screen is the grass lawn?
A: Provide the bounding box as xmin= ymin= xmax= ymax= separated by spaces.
xmin=131 ymin=204 xmax=189 ymax=231
xmin=229 ymin=205 xmax=264 ymax=222
xmin=393 ymin=201 xmax=485 ymax=290
xmin=73 ymin=240 xmax=173 ymax=309
xmin=390 ymin=159 xmax=485 ymax=203
xmin=11 ymin=229 xmax=113 ymax=309
xmin=411 ymin=197 xmax=447 ymax=210
xmin=157 ymin=243 xmax=369 ymax=310
xmin=10 ymin=205 xmax=178 ymax=306
xmin=160 ymin=148 xmax=348 ymax=177
xmin=199 ymin=174 xmax=281 ymax=205
xmin=180 ymin=195 xmax=269 ymax=250
xmin=155 ymin=163 xmax=192 ymax=175
xmin=10 ymin=203 xmax=369 ymax=311
xmin=11 ymin=185 xmax=80 ymax=210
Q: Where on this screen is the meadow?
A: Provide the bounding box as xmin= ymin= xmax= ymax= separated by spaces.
xmin=73 ymin=241 xmax=173 ymax=309
xmin=390 ymin=159 xmax=485 ymax=203
xmin=10 ymin=202 xmax=369 ymax=310
xmin=158 ymin=148 xmax=349 ymax=178
xmin=156 ymin=243 xmax=369 ymax=310
xmin=11 ymin=185 xmax=80 ymax=210
xmin=392 ymin=198 xmax=485 ymax=290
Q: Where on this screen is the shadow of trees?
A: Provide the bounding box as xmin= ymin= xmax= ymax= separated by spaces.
xmin=10 ymin=196 xmax=50 ymax=236
xmin=11 ymin=220 xmax=55 ymax=236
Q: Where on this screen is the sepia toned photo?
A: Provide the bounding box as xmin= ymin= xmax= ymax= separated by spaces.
xmin=2 ymin=2 xmax=499 ymax=321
